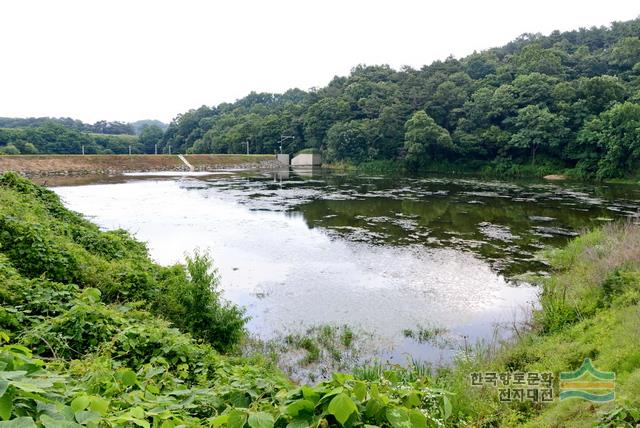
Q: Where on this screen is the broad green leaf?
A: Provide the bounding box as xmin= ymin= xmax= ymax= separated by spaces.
xmin=0 ymin=382 xmax=7 ymax=398
xmin=144 ymin=367 xmax=165 ymax=379
xmin=247 ymin=412 xmax=274 ymax=428
xmin=70 ymin=395 xmax=90 ymax=413
xmin=285 ymin=400 xmax=314 ymax=417
xmin=81 ymin=288 xmax=101 ymax=303
xmin=0 ymin=417 xmax=36 ymax=428
xmin=403 ymin=392 xmax=420 ymax=408
xmin=317 ymin=387 xmax=344 ymax=407
xmin=211 ymin=415 xmax=228 ymax=427
xmin=327 ymin=393 xmax=357 ymax=426
xmin=227 ymin=411 xmax=247 ymax=428
xmin=364 ymin=398 xmax=382 ymax=419
xmin=385 ymin=408 xmax=411 ymax=428
xmin=129 ymin=418 xmax=150 ymax=428
xmin=286 ymin=419 xmax=310 ymax=428
xmin=129 ymin=407 xmax=145 ymax=420
xmin=88 ymin=397 xmax=109 ymax=416
xmin=7 ymin=381 xmax=46 ymax=393
xmin=0 ymin=372 xmax=27 ymax=381
xmin=442 ymin=395 xmax=452 ymax=420
xmin=352 ymin=382 xmax=367 ymax=402
xmin=74 ymin=410 xmax=100 ymax=425
xmin=119 ymin=369 xmax=137 ymax=387
xmin=40 ymin=415 xmax=81 ymax=428
xmin=300 ymin=386 xmax=320 ymax=404
xmin=408 ymin=410 xmax=427 ymax=428
xmin=0 ymin=389 xmax=14 ymax=421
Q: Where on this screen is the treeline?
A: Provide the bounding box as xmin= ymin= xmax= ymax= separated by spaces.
xmin=0 ymin=117 xmax=167 ymax=135
xmin=160 ymin=18 xmax=640 ymax=179
xmin=0 ymin=121 xmax=166 ymax=155
xmin=3 ymin=19 xmax=639 ymax=178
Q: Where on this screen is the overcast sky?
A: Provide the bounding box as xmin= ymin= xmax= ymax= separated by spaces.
xmin=1 ymin=1 xmax=638 ymax=124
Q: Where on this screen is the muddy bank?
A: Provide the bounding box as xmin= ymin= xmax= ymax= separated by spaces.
xmin=0 ymin=154 xmax=279 ymax=176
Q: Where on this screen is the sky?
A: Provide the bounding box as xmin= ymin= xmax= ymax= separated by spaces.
xmin=0 ymin=1 xmax=638 ymax=124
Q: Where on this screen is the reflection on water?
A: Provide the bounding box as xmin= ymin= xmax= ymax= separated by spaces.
xmin=51 ymin=169 xmax=640 ymax=365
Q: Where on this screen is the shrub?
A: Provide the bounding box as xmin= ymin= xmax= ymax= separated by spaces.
xmin=156 ymin=251 xmax=247 ymax=353
xmin=22 ymin=289 xmax=127 ymax=359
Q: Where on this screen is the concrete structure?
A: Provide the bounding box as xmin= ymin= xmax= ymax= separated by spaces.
xmin=177 ymin=154 xmax=195 ymax=171
xmin=291 ymin=153 xmax=322 ymax=166
xmin=276 ymin=154 xmax=290 ymax=165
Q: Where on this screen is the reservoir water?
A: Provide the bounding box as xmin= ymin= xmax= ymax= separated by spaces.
xmin=49 ymin=169 xmax=640 ymax=369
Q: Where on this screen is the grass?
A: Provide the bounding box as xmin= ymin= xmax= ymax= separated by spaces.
xmin=403 ymin=325 xmax=449 ymax=344
xmin=434 ymin=222 xmax=640 ymax=426
xmin=243 ymin=324 xmax=364 ymax=383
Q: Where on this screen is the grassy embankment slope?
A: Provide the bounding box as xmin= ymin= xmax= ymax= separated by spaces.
xmin=0 ymin=154 xmax=277 ymax=176
xmin=0 ymin=173 xmax=638 ymax=427
xmin=439 ymin=223 xmax=640 ymax=427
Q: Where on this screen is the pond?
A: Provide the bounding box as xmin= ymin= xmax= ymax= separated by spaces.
xmin=50 ymin=169 xmax=640 ymax=370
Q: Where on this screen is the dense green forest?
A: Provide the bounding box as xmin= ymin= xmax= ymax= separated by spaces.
xmin=1 ymin=19 xmax=640 ymax=178
xmin=0 ymin=119 xmax=166 ymax=155
xmin=158 ymin=18 xmax=640 ymax=179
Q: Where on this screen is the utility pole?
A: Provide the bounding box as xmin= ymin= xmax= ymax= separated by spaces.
xmin=168 ymin=145 xmax=172 ymax=155
xmin=128 ymin=145 xmax=132 ymax=155
xmin=81 ymin=145 xmax=85 ymax=155
xmin=246 ymin=141 xmax=250 ymax=155
xmin=278 ymin=135 xmax=294 ymax=154
xmin=154 ymin=144 xmax=158 ymax=155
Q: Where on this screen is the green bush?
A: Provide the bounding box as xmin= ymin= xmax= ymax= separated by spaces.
xmin=156 ymin=251 xmax=247 ymax=353
xmin=0 ymin=173 xmax=247 ymax=352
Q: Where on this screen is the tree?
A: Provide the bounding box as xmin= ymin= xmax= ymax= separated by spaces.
xmin=19 ymin=141 xmax=38 ymax=154
xmin=138 ymin=124 xmax=164 ymax=154
xmin=514 ymin=44 xmax=564 ymax=76
xmin=0 ymin=144 xmax=20 ymax=155
xmin=575 ymin=102 xmax=640 ymax=179
xmin=610 ymin=37 xmax=640 ymax=70
xmin=303 ymin=98 xmax=350 ymax=148
xmin=326 ymin=120 xmax=378 ymax=163
xmin=576 ymin=75 xmax=627 ymax=115
xmin=508 ymin=105 xmax=568 ymax=165
xmin=403 ymin=111 xmax=453 ymax=166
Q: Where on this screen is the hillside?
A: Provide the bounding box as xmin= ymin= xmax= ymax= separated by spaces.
xmin=160 ymin=18 xmax=640 ymax=179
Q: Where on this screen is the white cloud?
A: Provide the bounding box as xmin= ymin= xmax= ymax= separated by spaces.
xmin=0 ymin=0 xmax=637 ymax=123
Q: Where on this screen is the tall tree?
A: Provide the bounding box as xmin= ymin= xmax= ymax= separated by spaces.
xmin=508 ymin=105 xmax=568 ymax=165
xmin=403 ymin=111 xmax=453 ymax=166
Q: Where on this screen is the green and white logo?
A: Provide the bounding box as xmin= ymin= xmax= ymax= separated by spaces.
xmin=559 ymin=358 xmax=615 ymax=402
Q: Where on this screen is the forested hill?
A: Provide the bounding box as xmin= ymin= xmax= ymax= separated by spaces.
xmin=161 ymin=17 xmax=640 ymax=179
xmin=0 ymin=119 xmax=167 ymax=155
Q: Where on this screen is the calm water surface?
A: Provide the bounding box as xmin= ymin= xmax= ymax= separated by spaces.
xmin=50 ymin=169 xmax=640 ymax=365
